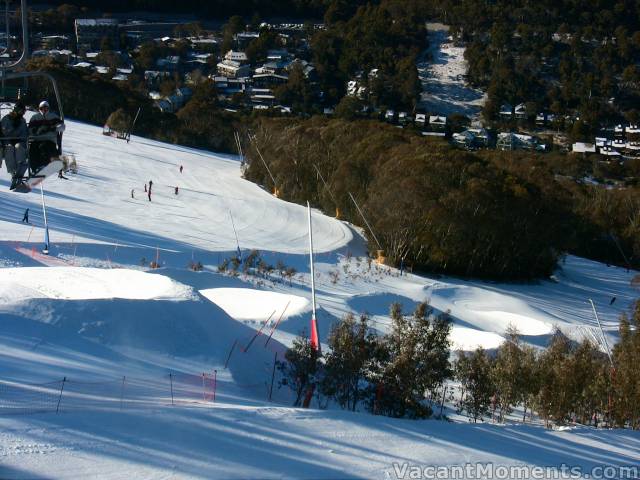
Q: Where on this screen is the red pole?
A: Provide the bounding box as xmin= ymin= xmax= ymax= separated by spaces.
xmin=244 ymin=310 xmax=275 ymax=352
xmin=265 ymin=301 xmax=290 ymax=347
xmin=310 ymin=316 xmax=319 ymax=352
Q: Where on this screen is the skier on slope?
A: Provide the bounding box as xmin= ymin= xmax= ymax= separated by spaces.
xmin=28 ymin=100 xmax=65 ymax=173
xmin=1 ymin=102 xmax=29 ymax=190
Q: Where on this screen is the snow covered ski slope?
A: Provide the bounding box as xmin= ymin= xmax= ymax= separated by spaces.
xmin=0 ymin=119 xmax=638 ymax=479
xmin=0 ymin=119 xmax=352 ymax=254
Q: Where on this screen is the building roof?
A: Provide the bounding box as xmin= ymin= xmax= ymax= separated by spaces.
xmin=75 ymin=18 xmax=119 ymax=27
xmin=225 ymin=50 xmax=248 ymax=62
xmin=253 ymin=73 xmax=289 ymax=81
xmin=453 ymin=131 xmax=475 ymax=142
xmin=236 ymin=32 xmax=260 ymax=40
xmin=600 ymin=146 xmax=621 ymax=156
xmin=572 ymin=142 xmax=597 ymax=153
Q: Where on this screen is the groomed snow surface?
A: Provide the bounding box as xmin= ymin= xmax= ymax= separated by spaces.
xmin=0 ymin=118 xmax=638 ymax=478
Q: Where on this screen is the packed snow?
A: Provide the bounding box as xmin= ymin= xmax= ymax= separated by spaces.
xmin=0 ymin=117 xmax=638 ymax=478
xmin=201 ymin=288 xmax=310 ymax=321
xmin=0 ymin=267 xmax=194 ymax=301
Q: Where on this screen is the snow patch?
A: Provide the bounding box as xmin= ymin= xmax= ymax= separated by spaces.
xmin=450 ymin=327 xmax=505 ymax=351
xmin=200 ymin=287 xmax=309 ymax=321
xmin=0 ymin=267 xmax=194 ymax=302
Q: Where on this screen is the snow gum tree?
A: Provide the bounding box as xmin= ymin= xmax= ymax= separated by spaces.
xmin=455 ymin=347 xmax=494 ymax=423
xmin=491 ymin=326 xmax=527 ymax=422
xmin=373 ymin=302 xmax=452 ymax=419
xmin=536 ymin=332 xmax=573 ymax=427
xmin=612 ymin=302 xmax=640 ymax=429
xmin=320 ymin=313 xmax=377 ymax=411
xmin=278 ymin=333 xmax=319 ymax=407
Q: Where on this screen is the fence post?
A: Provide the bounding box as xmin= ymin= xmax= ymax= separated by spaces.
xmin=169 ymin=373 xmax=174 ymax=406
xmin=213 ymin=370 xmax=217 ymax=404
xmin=269 ymin=352 xmax=277 ymax=402
xmin=120 ymin=376 xmax=126 ymax=410
xmin=224 ymin=340 xmax=237 ymax=369
xmin=56 ymin=377 xmax=66 ymax=414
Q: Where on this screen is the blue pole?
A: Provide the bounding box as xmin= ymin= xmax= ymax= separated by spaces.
xmin=40 ymin=185 xmax=50 ymax=254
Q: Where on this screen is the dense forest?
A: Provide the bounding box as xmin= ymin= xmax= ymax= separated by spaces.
xmin=436 ymin=0 xmax=640 ymax=128
xmin=244 ymin=116 xmax=640 ymax=279
xmin=34 ymin=0 xmax=387 ymax=19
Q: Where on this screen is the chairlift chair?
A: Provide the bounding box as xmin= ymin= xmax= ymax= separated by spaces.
xmin=0 ymin=0 xmax=66 ymax=182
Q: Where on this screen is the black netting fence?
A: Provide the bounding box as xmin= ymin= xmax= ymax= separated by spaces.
xmin=0 ymin=380 xmax=64 ymax=415
xmin=0 ymin=372 xmax=226 ymax=416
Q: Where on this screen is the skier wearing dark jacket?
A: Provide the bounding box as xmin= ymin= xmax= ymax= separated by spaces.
xmin=1 ymin=102 xmax=28 ymax=189
xmin=28 ymin=100 xmax=65 ymax=173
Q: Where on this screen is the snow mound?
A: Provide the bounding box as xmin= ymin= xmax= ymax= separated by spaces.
xmin=434 ymin=286 xmax=554 ymax=336
xmin=0 ymin=267 xmax=194 ymax=302
xmin=200 ymin=288 xmax=309 ymax=321
xmin=450 ymin=327 xmax=505 ymax=351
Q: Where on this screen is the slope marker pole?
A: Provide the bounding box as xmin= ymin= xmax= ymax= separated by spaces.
xmin=251 ymin=138 xmax=278 ymax=195
xmin=169 ymin=373 xmax=174 ymax=406
xmin=313 ymin=164 xmax=340 ymax=216
xmin=244 ymin=310 xmax=276 ymax=352
xmin=265 ymin=301 xmax=290 ymax=347
xmin=348 ymin=192 xmax=382 ymax=250
xmin=224 ymin=340 xmax=238 ymax=369
xmin=268 ymin=352 xmax=277 ymax=401
xmin=56 ymin=377 xmax=66 ymax=413
xmin=212 ymin=370 xmax=217 ymax=403
xmin=229 ymin=210 xmax=241 ymax=260
xmin=120 ymin=376 xmax=126 ymax=410
xmin=307 ymin=202 xmax=320 ymax=353
xmin=588 ymin=299 xmax=613 ymax=366
xmin=40 ymin=185 xmax=50 ymax=255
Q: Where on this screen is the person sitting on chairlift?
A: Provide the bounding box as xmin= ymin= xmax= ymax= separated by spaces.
xmin=28 ymin=100 xmax=65 ymax=174
xmin=1 ymin=102 xmax=28 ymax=190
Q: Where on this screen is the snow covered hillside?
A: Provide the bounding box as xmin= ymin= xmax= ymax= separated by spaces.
xmin=0 ymin=119 xmax=638 ymax=478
